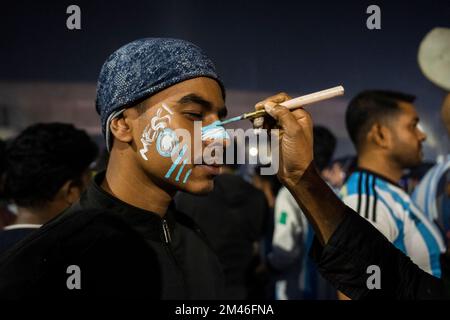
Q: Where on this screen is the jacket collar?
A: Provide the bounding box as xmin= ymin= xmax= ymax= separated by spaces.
xmin=81 ymin=171 xmax=177 ymax=242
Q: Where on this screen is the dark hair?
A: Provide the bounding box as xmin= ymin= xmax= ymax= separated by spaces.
xmin=313 ymin=126 xmax=337 ymax=171
xmin=2 ymin=123 xmax=99 ymax=208
xmin=346 ymin=90 xmax=415 ymax=150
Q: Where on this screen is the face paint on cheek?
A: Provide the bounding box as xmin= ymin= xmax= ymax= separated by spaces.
xmin=163 ymin=144 xmax=193 ymax=184
xmin=156 ymin=128 xmax=179 ymax=157
xmin=161 ymin=103 xmax=174 ymax=115
xmin=165 ymin=144 xmax=188 ymax=179
xmin=182 ymin=169 xmax=192 ymax=184
xmin=139 ymin=104 xmax=174 ymax=160
xmin=175 ymin=159 xmax=188 ymax=182
xmin=201 ymin=121 xmax=230 ymax=141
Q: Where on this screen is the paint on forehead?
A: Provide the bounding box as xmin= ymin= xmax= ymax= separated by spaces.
xmin=201 ymin=121 xmax=230 ymax=141
xmin=165 ymin=144 xmax=188 ymax=179
xmin=156 ymin=128 xmax=179 ymax=157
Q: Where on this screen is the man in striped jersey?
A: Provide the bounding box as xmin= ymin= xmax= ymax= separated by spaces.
xmin=412 ymin=94 xmax=450 ymax=239
xmin=340 ymin=90 xmax=445 ymax=277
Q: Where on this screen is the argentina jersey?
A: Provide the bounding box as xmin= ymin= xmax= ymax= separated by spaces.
xmin=412 ymin=155 xmax=450 ymax=234
xmin=340 ymin=169 xmax=445 ymax=277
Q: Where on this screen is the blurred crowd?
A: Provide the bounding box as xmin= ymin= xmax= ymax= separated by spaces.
xmin=1 ymin=90 xmax=448 ymax=300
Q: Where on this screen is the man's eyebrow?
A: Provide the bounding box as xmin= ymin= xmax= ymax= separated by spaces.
xmin=177 ymin=94 xmax=213 ymax=110
xmin=177 ymin=93 xmax=228 ymax=118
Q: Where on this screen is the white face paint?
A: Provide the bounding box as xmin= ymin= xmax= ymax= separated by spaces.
xmin=156 ymin=128 xmax=179 ymax=158
xmin=139 ymin=103 xmax=174 ymax=160
xmin=138 ymin=103 xmax=191 ymax=184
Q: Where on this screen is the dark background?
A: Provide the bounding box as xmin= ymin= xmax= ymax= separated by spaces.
xmin=0 ymin=0 xmax=449 ymax=157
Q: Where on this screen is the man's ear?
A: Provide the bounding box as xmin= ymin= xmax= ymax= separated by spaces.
xmin=110 ymin=114 xmax=134 ymax=143
xmin=369 ymin=123 xmax=391 ymax=149
xmin=60 ymin=180 xmax=83 ymax=205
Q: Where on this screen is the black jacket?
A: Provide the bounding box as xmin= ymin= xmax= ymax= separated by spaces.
xmin=0 ymin=172 xmax=224 ymax=299
xmin=310 ymin=207 xmax=450 ymax=299
xmin=176 ymin=174 xmax=268 ymax=297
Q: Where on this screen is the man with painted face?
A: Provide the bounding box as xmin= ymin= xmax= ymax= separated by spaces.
xmin=0 ymin=38 xmax=230 ymax=299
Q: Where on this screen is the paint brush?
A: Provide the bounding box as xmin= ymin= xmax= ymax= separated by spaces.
xmin=219 ymin=85 xmax=345 ymax=126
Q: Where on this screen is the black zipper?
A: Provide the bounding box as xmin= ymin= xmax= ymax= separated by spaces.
xmin=160 ymin=218 xmax=187 ymax=298
xmin=162 ymin=219 xmax=172 ymax=243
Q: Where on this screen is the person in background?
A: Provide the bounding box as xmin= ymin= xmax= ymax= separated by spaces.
xmin=402 ymin=162 xmax=435 ymax=194
xmin=322 ymin=155 xmax=356 ymax=192
xmin=268 ymin=125 xmax=337 ymax=299
xmin=340 ymin=90 xmax=445 ymax=279
xmin=0 ymin=123 xmax=98 ymax=254
xmin=413 ymin=93 xmax=450 ymax=244
xmin=252 ymin=166 xmax=282 ymax=299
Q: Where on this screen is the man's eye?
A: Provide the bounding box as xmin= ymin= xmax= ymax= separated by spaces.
xmin=184 ymin=112 xmax=203 ymax=120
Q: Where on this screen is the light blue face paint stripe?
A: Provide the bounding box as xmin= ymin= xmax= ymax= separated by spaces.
xmin=164 ymin=144 xmax=188 ymax=179
xmin=175 ymin=159 xmax=188 ymax=182
xmin=201 ymin=121 xmax=230 ymax=141
xmin=182 ymin=169 xmax=192 ymax=184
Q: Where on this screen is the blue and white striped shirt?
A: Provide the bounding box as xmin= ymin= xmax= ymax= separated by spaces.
xmin=412 ymin=155 xmax=450 ymax=235
xmin=340 ymin=169 xmax=445 ymax=277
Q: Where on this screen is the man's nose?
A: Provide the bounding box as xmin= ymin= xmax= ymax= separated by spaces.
xmin=418 ymin=129 xmax=427 ymax=142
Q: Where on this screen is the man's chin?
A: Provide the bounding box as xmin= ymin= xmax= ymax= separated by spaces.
xmin=182 ymin=179 xmax=214 ymax=195
xmin=405 ymin=157 xmax=423 ymax=169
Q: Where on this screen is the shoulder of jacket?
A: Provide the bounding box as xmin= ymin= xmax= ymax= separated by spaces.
xmin=0 ymin=207 xmax=136 ymax=267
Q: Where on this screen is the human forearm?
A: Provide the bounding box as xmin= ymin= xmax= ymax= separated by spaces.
xmin=284 ymin=163 xmax=347 ymax=245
